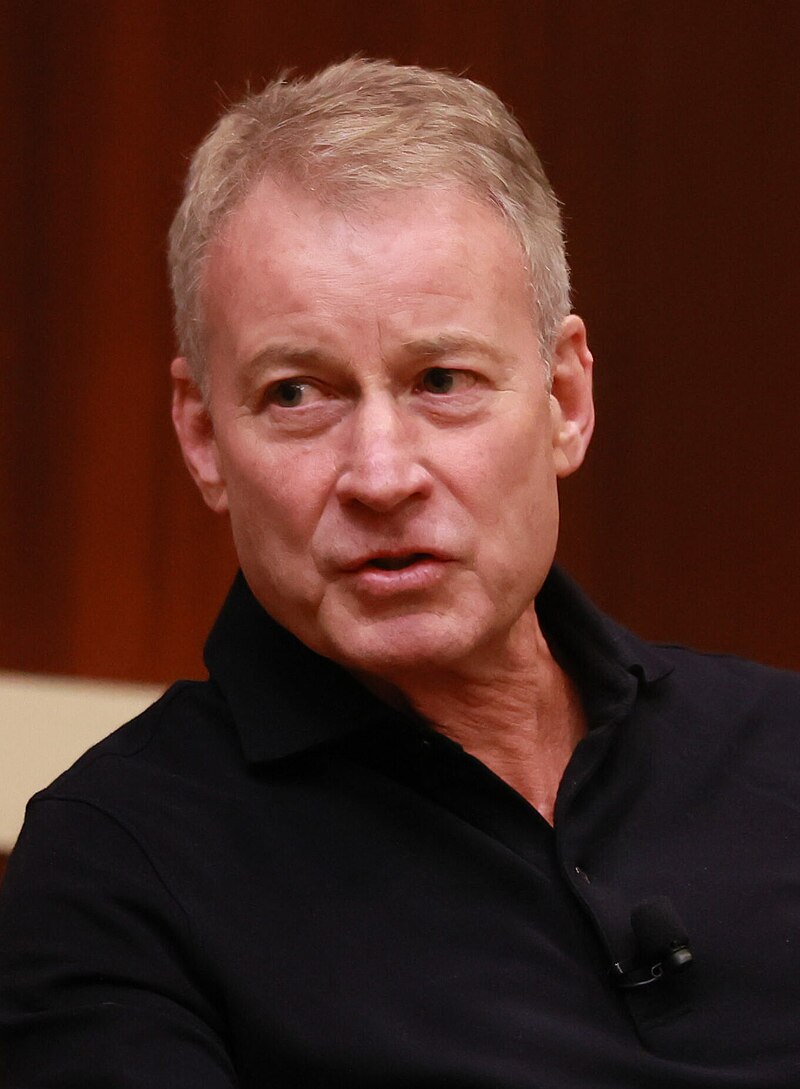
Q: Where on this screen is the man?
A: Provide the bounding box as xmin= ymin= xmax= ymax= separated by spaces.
xmin=1 ymin=59 xmax=799 ymax=1087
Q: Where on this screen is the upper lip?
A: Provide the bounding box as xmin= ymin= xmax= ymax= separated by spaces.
xmin=338 ymin=549 xmax=449 ymax=573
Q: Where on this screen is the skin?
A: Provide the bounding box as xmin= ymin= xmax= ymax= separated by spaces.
xmin=172 ymin=178 xmax=595 ymax=822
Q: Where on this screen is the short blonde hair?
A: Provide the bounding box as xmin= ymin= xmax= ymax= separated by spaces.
xmin=168 ymin=58 xmax=570 ymax=387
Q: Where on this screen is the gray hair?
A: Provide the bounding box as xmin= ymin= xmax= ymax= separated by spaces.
xmin=168 ymin=58 xmax=571 ymax=389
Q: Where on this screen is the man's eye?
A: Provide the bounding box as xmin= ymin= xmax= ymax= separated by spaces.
xmin=266 ymin=380 xmax=318 ymax=408
xmin=418 ymin=367 xmax=473 ymax=395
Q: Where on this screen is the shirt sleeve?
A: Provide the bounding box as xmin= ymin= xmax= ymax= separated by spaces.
xmin=0 ymin=795 xmax=239 ymax=1088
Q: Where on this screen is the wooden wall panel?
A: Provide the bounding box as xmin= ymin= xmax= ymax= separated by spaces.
xmin=2 ymin=0 xmax=798 ymax=683
xmin=544 ymin=2 xmax=800 ymax=667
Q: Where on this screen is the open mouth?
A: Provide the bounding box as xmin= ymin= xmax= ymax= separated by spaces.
xmin=365 ymin=553 xmax=431 ymax=571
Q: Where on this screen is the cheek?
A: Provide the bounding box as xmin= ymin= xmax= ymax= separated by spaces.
xmin=458 ymin=419 xmax=555 ymax=517
xmin=452 ymin=419 xmax=559 ymax=589
xmin=222 ymin=435 xmax=336 ymax=549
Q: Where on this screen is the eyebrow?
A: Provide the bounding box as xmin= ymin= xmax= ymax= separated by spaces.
xmin=399 ymin=331 xmax=506 ymax=365
xmin=237 ymin=330 xmax=506 ymax=396
xmin=237 ymin=343 xmax=339 ymax=395
xmin=245 ymin=343 xmax=339 ymax=370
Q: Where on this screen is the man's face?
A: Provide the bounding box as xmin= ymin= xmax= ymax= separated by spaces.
xmin=173 ymin=180 xmax=593 ymax=679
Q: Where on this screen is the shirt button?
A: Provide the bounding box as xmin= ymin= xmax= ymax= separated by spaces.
xmin=574 ymin=865 xmax=591 ymax=884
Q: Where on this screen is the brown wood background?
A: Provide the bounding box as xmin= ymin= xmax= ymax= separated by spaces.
xmin=2 ymin=0 xmax=799 ymax=685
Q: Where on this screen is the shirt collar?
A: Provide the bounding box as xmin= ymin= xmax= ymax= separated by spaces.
xmin=204 ymin=566 xmax=674 ymax=764
xmin=536 ymin=565 xmax=674 ymax=728
xmin=204 ymin=571 xmax=394 ymax=763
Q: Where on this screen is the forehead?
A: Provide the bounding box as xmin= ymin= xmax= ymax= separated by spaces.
xmin=210 ymin=176 xmax=528 ymax=281
xmin=201 ymin=179 xmax=538 ymax=365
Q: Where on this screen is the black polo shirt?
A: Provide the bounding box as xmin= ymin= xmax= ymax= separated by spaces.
xmin=2 ymin=567 xmax=800 ymax=1087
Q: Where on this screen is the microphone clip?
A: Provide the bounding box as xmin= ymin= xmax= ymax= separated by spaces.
xmin=613 ymin=896 xmax=694 ymax=989
xmin=613 ymin=941 xmax=693 ymax=989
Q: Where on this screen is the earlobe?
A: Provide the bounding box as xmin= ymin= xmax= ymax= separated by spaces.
xmin=170 ymin=357 xmax=229 ymax=513
xmin=549 ymin=315 xmax=595 ymax=479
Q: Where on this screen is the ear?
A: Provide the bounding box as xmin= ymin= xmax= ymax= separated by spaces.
xmin=548 ymin=315 xmax=595 ymax=478
xmin=170 ymin=357 xmax=229 ymax=513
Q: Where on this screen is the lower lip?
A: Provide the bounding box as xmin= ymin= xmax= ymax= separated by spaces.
xmin=345 ymin=558 xmax=449 ymax=598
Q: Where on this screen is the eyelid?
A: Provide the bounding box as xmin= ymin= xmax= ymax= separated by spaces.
xmin=264 ymin=376 xmax=327 ymax=407
xmin=415 ymin=365 xmax=479 ymax=392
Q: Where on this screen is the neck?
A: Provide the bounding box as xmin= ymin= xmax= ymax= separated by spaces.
xmin=373 ymin=605 xmax=587 ymax=825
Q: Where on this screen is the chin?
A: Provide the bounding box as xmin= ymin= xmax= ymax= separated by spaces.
xmin=318 ymin=610 xmax=489 ymax=679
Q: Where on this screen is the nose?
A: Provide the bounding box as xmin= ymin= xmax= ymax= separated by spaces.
xmin=335 ymin=394 xmax=432 ymax=512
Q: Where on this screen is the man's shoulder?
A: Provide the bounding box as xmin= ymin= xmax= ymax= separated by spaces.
xmin=647 ymin=637 xmax=800 ymax=703
xmin=541 ymin=566 xmax=800 ymax=728
xmin=630 ymin=638 xmax=800 ymax=799
xmin=32 ymin=678 xmax=240 ymax=813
